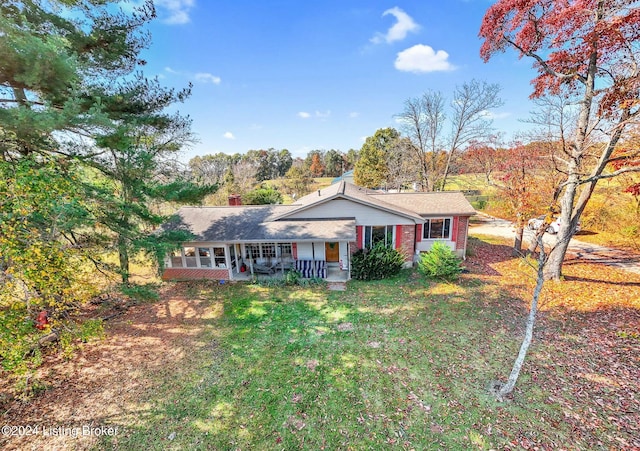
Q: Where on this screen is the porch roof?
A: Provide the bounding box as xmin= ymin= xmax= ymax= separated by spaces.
xmin=164 ymin=205 xmax=356 ymax=242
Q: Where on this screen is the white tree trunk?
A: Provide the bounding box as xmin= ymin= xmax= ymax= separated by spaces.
xmin=495 ymin=237 xmax=546 ymax=400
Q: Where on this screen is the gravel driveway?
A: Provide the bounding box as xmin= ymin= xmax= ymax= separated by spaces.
xmin=469 ymin=212 xmax=640 ymax=275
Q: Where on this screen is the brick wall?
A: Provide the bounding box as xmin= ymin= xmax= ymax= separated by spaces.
xmin=456 ymin=216 xmax=469 ymax=252
xmin=162 ymin=268 xmax=230 ymax=281
xmin=396 ymin=225 xmax=415 ymax=262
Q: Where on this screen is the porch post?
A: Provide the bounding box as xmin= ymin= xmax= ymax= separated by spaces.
xmin=347 ymin=242 xmax=351 ymax=280
xmin=311 ymin=242 xmax=316 ymax=277
xmin=248 ymin=245 xmax=255 ymax=275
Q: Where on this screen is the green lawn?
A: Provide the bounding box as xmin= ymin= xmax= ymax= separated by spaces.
xmin=99 ymin=270 xmax=580 ymax=449
xmin=94 ymin=236 xmax=640 ymax=449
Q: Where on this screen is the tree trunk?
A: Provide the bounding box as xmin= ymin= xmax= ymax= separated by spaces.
xmin=496 ymin=239 xmax=546 ymax=400
xmin=440 ymin=148 xmax=456 ymax=191
xmin=543 ymin=225 xmax=573 ymax=280
xmin=118 ymin=235 xmax=130 ymax=284
xmin=513 ymin=226 xmax=524 ymax=256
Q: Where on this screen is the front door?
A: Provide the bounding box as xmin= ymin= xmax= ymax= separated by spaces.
xmin=325 ymin=242 xmax=339 ymax=262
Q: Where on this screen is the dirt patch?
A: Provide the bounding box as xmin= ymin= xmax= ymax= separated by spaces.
xmin=0 ymin=282 xmax=222 ymax=451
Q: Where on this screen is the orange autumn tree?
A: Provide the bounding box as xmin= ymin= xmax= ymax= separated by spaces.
xmin=496 ymin=141 xmax=555 ymax=254
xmin=480 ymin=0 xmax=640 ymax=281
xmin=309 ymin=153 xmax=325 ymax=177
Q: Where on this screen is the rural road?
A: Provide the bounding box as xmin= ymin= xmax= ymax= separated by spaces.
xmin=469 ymin=213 xmax=640 ymax=275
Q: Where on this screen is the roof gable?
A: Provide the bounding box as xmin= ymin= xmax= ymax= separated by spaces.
xmin=274 ymin=181 xmax=475 ymax=221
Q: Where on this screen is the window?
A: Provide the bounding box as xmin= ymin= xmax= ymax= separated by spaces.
xmin=279 ymin=243 xmax=292 ymax=258
xmin=364 ymin=225 xmax=394 ymax=249
xmin=244 ymin=243 xmax=280 ymax=261
xmin=245 ymin=244 xmax=261 ymax=260
xmin=213 ymin=247 xmax=226 ymax=268
xmin=423 ymin=218 xmax=451 ymax=240
xmin=262 ymin=243 xmax=276 ymax=259
xmin=184 ymin=247 xmax=197 ymax=267
xmin=170 ymin=251 xmax=183 ymax=268
xmin=198 ymin=248 xmax=212 ymax=267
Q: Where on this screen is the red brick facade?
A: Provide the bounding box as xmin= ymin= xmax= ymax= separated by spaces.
xmin=456 ymin=217 xmax=469 ymax=252
xmin=396 ymin=225 xmax=415 ymax=262
xmin=162 ymin=268 xmax=230 ymax=281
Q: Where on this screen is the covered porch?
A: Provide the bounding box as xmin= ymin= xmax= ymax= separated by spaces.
xmin=230 ymin=240 xmax=352 ymax=282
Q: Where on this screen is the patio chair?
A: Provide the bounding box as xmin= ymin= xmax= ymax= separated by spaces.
xmin=252 ymin=262 xmax=277 ymax=275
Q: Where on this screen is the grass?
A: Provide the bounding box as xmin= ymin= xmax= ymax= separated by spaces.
xmin=104 ymin=275 xmax=521 ymax=449
xmin=95 ymin=239 xmax=640 ymax=450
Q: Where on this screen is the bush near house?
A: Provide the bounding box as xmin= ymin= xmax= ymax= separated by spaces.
xmin=350 ymin=242 xmax=405 ymax=280
xmin=418 ymin=241 xmax=463 ymax=281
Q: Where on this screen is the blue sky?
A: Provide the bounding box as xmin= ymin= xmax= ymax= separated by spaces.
xmin=139 ymin=0 xmax=538 ymax=161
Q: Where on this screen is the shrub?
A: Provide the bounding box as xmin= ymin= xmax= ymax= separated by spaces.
xmin=418 ymin=241 xmax=463 ymax=281
xmin=351 ymin=242 xmax=406 ymax=280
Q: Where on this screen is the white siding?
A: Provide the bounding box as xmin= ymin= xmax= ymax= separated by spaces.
xmin=286 ymin=199 xmax=414 ymax=225
xmin=296 ymin=242 xmax=326 ymax=260
xmin=339 ymin=242 xmax=349 ymax=269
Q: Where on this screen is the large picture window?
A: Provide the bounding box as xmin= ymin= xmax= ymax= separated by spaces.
xmin=363 ymin=225 xmax=394 ymax=249
xmin=423 ymin=218 xmax=451 ymax=240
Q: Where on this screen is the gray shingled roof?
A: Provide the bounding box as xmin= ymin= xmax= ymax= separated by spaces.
xmin=163 ymin=182 xmax=475 ymax=243
xmin=369 ymin=192 xmax=477 ymax=216
xmin=164 ymin=205 xmax=356 ymax=242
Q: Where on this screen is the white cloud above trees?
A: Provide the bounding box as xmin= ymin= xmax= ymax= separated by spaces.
xmin=371 ymin=7 xmax=420 ymax=44
xmin=394 ymin=44 xmax=455 ymax=73
xmin=164 ymin=67 xmax=221 ymax=84
xmin=298 ymin=111 xmax=331 ymax=119
xmin=195 ymin=72 xmax=221 ymax=84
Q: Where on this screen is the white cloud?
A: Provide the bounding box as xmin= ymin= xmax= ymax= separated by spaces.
xmin=349 ymin=112 xmax=360 ymax=118
xmin=481 ymin=110 xmax=511 ymax=120
xmin=394 ymin=44 xmax=455 ymax=73
xmin=164 ymin=67 xmax=221 ymax=85
xmin=223 ymin=132 xmax=235 ymax=140
xmin=195 ymin=72 xmax=221 ymax=84
xmin=299 ymin=110 xmax=331 ymax=119
xmin=155 ymin=0 xmax=195 ymax=25
xmin=371 ymin=7 xmax=420 ymax=44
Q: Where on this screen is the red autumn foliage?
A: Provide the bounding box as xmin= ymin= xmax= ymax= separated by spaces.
xmin=480 ymin=0 xmax=640 ymax=116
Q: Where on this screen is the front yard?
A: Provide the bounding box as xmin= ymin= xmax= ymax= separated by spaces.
xmin=2 ymin=237 xmax=639 ymax=450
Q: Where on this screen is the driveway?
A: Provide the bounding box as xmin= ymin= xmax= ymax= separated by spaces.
xmin=469 ymin=212 xmax=640 ymax=275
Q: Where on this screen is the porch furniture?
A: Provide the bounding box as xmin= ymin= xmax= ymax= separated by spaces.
xmin=295 ymin=260 xmax=327 ymax=278
xmin=253 ymin=262 xmax=277 ymax=275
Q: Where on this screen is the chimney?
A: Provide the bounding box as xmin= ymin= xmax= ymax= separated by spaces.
xmin=228 ymin=194 xmax=242 ymax=206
